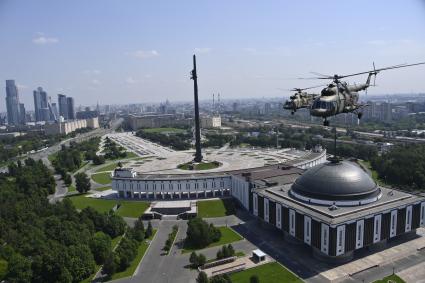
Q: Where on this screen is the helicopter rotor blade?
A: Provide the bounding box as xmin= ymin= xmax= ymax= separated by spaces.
xmin=310 ymin=72 xmax=332 ymax=78
xmin=300 ymin=62 xmax=425 ymax=81
xmin=338 ymin=62 xmax=425 ymax=79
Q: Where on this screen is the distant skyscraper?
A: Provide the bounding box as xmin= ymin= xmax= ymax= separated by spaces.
xmin=58 ymin=94 xmax=68 ymax=119
xmin=51 ymin=103 xmax=59 ymax=121
xmin=5 ymin=80 xmax=21 ymax=125
xmin=33 ymin=87 xmax=55 ymax=122
xmin=19 ymin=103 xmax=26 ymax=124
xmin=67 ymin=97 xmax=75 ymax=120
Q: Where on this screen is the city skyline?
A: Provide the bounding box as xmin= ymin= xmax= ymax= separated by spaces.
xmin=1 ymin=0 xmax=425 ymax=112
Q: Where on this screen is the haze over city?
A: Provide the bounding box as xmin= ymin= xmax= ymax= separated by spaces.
xmin=1 ymin=0 xmax=425 ymax=111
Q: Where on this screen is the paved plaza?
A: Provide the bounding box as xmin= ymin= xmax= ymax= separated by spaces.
xmin=106 ymin=132 xmax=310 ymax=175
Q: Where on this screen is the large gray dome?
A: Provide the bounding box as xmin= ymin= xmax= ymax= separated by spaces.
xmin=291 ymin=161 xmax=380 ymax=201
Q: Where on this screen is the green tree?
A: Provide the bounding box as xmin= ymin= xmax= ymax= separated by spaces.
xmin=0 ymin=259 xmax=8 ymax=280
xmin=63 ymin=173 xmax=72 ymax=186
xmin=90 ymin=232 xmax=112 ymax=264
xmin=6 ymin=253 xmax=32 ymax=283
xmin=102 ymin=252 xmax=117 ymax=277
xmin=189 ymin=252 xmax=199 ymax=268
xmin=75 ymin=172 xmax=91 ymax=193
xmin=196 ymin=271 xmax=209 ymax=283
xmin=146 ymin=221 xmax=153 ymax=238
xmin=186 ymin=218 xmax=221 ymax=248
xmin=198 ymin=253 xmax=206 ymax=267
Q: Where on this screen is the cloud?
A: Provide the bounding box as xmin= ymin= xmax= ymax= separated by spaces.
xmin=125 ymin=77 xmax=137 ymax=84
xmin=82 ymin=69 xmax=101 ymax=75
xmin=33 ymin=35 xmax=59 ymax=45
xmin=91 ymin=79 xmax=101 ymax=85
xmin=194 ymin=47 xmax=212 ymax=54
xmin=133 ymin=49 xmax=159 ymax=59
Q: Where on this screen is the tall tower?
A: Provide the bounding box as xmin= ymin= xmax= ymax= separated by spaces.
xmin=33 ymin=87 xmax=49 ymax=121
xmin=58 ymin=94 xmax=68 ymax=119
xmin=67 ymin=97 xmax=75 ymax=119
xmin=190 ymin=55 xmax=203 ymax=163
xmin=5 ymin=80 xmax=21 ymax=125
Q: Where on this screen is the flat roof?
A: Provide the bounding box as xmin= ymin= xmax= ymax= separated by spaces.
xmin=252 ymin=249 xmax=266 ymax=257
xmin=152 ymin=200 xmax=192 ymax=208
xmin=257 ymin=185 xmax=424 ymax=226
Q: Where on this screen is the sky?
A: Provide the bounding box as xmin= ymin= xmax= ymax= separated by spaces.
xmin=1 ymin=0 xmax=425 ymax=111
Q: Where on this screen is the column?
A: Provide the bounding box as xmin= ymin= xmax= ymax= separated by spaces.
xmin=212 ymin=190 xmax=215 ymax=197
xmin=170 ymin=192 xmax=173 ymax=199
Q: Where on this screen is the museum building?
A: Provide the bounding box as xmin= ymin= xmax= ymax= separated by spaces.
xmin=236 ymin=159 xmax=425 ymax=262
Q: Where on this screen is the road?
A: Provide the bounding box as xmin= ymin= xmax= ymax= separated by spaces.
xmin=109 ymin=215 xmax=256 ymax=283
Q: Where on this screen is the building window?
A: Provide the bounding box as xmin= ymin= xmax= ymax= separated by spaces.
xmin=407 ymin=210 xmax=411 ymax=225
xmin=186 ymin=183 xmax=190 ymax=190
xmin=291 ymin=214 xmax=294 ymax=229
xmin=306 ymin=222 xmax=310 ymax=237
xmin=338 ymin=230 xmax=342 ymax=246
xmin=391 ymin=215 xmax=395 ymax=230
xmin=323 ymin=230 xmax=327 ymax=245
xmin=358 ymin=224 xmax=362 ymax=241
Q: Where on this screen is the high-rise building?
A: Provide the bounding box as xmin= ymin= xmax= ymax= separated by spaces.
xmin=33 ymin=87 xmax=48 ymax=122
xmin=51 ymin=103 xmax=59 ymax=121
xmin=58 ymin=94 xmax=68 ymax=119
xmin=33 ymin=87 xmax=55 ymax=122
xmin=19 ymin=103 xmax=26 ymax=124
xmin=5 ymin=80 xmax=21 ymax=125
xmin=67 ymin=97 xmax=75 ymax=120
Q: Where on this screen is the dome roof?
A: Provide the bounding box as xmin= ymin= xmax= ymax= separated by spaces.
xmin=291 ymin=161 xmax=380 ymax=202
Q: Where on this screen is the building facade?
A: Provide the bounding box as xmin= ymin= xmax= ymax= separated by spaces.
xmin=111 ymin=150 xmax=327 ymax=200
xmin=67 ymin=97 xmax=75 ymax=119
xmin=44 ymin=117 xmax=99 ymax=135
xmin=5 ymin=80 xmax=21 ymax=125
xmin=58 ymin=94 xmax=68 ymax=120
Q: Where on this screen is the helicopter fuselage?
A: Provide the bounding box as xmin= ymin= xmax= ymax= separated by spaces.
xmin=310 ymin=88 xmax=359 ymax=118
xmin=283 ymin=92 xmax=317 ymax=112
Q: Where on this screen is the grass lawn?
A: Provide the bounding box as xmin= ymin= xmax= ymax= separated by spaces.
xmin=197 ymin=199 xmax=236 ymax=218
xmin=124 ymin=151 xmax=138 ymax=158
xmin=109 ymin=230 xmax=157 ymax=281
xmin=143 ymin=127 xmax=186 ymax=134
xmin=95 ymin=186 xmax=112 ymax=192
xmin=111 ymin=235 xmax=123 ymax=250
xmin=95 ymin=162 xmax=118 ymax=173
xmin=230 ymin=262 xmax=302 ymax=283
xmin=68 ymin=185 xmax=76 ymax=193
xmin=67 ymin=194 xmax=117 ymax=213
xmin=48 ymin=152 xmax=57 ymax=163
xmin=91 ymin=172 xmax=112 ymax=185
xmin=373 ymin=274 xmax=405 ymax=283
xmin=116 ymin=201 xmax=150 ymax=218
xmin=182 ymin=226 xmax=243 ymax=253
xmin=67 ymin=194 xmax=149 ymax=218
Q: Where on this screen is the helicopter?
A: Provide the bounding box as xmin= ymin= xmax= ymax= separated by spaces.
xmin=282 ymin=85 xmax=323 ymax=114
xmin=304 ymin=62 xmax=425 ymax=126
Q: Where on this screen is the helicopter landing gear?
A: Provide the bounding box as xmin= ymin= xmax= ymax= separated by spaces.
xmin=323 ymin=119 xmax=330 ymax=126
